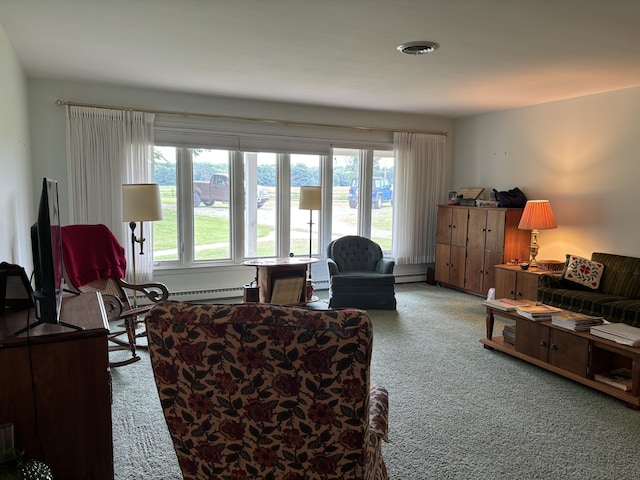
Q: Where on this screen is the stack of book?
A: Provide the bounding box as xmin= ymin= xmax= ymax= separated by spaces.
xmin=482 ymin=298 xmax=532 ymax=311
xmin=590 ymin=323 xmax=640 ymax=347
xmin=593 ymin=368 xmax=633 ymax=391
xmin=502 ymin=323 xmax=516 ymax=345
xmin=515 ymin=304 xmax=562 ymax=321
xmin=551 ymin=311 xmax=604 ymax=331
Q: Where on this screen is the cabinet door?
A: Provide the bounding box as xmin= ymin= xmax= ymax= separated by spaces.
xmin=436 ymin=206 xmax=453 ymax=244
xmin=484 ymin=209 xmax=506 ymax=253
xmin=466 ymin=209 xmax=487 ymax=250
xmin=464 ymin=248 xmax=484 ymax=294
xmin=549 ymin=329 xmax=589 ymax=377
xmin=435 ymin=243 xmax=451 ymax=283
xmin=495 ymin=267 xmax=517 ymax=299
xmin=450 ymin=208 xmax=468 ymax=247
xmin=515 ymin=318 xmax=549 ymax=362
xmin=516 ymin=271 xmax=541 ymax=301
xmin=449 ymin=245 xmax=466 ymax=288
xmin=483 ymin=251 xmax=503 ymax=296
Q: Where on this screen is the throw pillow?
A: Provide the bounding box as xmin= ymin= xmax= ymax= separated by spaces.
xmin=561 ymin=254 xmax=604 ymax=290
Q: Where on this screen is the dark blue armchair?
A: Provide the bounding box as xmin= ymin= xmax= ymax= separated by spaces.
xmin=326 ymin=235 xmax=396 ymax=310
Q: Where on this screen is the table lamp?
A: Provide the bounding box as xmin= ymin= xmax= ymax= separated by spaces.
xmin=122 ymin=183 xmax=163 ymax=293
xmin=518 ymin=200 xmax=557 ymax=267
xmin=298 ymin=186 xmax=322 ymax=284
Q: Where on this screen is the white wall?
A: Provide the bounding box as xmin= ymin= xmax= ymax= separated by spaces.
xmin=453 ymin=87 xmax=640 ymax=261
xmin=0 ymin=25 xmax=33 ymax=270
xmin=27 ymin=79 xmax=454 ymax=298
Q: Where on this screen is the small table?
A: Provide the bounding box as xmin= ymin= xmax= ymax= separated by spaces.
xmin=243 ymin=257 xmax=320 ymax=304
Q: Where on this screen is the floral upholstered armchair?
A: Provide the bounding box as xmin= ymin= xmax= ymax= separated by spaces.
xmin=145 ymin=301 xmax=389 ymax=480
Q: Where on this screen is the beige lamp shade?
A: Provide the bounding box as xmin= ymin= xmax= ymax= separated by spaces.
xmin=122 ymin=184 xmax=163 ymax=222
xmin=299 ymin=186 xmax=322 ymax=210
xmin=518 ymin=200 xmax=557 ymax=231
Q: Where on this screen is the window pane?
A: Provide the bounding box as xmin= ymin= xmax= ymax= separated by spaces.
xmin=332 ymin=148 xmax=360 ymax=240
xmin=153 ymin=146 xmax=178 ymax=262
xmin=193 ymin=149 xmax=231 ymax=261
xmin=245 ymin=152 xmax=277 ymax=258
xmin=371 ymin=150 xmax=394 ymax=252
xmin=291 ymin=154 xmax=321 ymax=257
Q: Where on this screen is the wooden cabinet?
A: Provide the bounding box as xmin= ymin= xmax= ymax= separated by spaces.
xmin=0 ymin=293 xmax=113 ymax=480
xmin=515 ymin=318 xmax=590 ymax=376
xmin=482 ymin=305 xmax=640 ymax=409
xmin=435 ymin=205 xmax=530 ymax=296
xmin=495 ymin=264 xmax=548 ymax=301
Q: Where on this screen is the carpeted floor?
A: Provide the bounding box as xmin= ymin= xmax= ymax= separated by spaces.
xmin=111 ymin=283 xmax=640 ymax=479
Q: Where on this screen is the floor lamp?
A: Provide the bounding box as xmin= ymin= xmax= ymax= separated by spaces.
xmin=299 ymin=186 xmax=322 ymax=297
xmin=122 ymin=183 xmax=163 ymax=306
xmin=518 ymin=200 xmax=557 ymax=267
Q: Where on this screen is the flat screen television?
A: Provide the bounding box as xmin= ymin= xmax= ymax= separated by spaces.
xmin=30 ymin=177 xmax=64 ymax=325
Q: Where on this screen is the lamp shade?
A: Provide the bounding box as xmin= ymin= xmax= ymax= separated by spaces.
xmin=122 ymin=184 xmax=163 ymax=222
xmin=518 ymin=200 xmax=557 ymax=230
xmin=299 ymin=186 xmax=322 ymax=210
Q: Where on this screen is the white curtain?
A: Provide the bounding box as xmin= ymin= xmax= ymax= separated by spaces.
xmin=66 ymin=106 xmax=156 ymax=281
xmin=392 ymin=132 xmax=446 ymax=265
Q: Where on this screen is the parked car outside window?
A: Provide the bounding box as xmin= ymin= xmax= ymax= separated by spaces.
xmin=347 ymin=177 xmax=392 ymax=209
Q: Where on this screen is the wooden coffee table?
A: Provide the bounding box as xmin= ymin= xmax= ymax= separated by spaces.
xmin=481 ymin=303 xmax=640 ymax=409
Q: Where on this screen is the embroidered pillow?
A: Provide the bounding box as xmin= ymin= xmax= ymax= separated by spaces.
xmin=561 ymin=254 xmax=604 ymax=290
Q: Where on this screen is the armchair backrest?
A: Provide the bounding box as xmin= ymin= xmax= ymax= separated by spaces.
xmin=145 ymin=301 xmax=376 ymax=480
xmin=328 ymin=235 xmax=384 ymax=272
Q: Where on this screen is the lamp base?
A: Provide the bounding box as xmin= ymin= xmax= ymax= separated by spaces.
xmin=529 ymin=229 xmax=540 ymax=267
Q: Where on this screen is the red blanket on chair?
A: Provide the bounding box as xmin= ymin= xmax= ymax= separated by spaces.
xmin=61 ymin=224 xmax=127 ymax=288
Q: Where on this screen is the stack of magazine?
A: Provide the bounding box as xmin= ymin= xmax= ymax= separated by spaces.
xmin=502 ymin=323 xmax=516 ymax=345
xmin=515 ymin=304 xmax=562 ymax=321
xmin=590 ymin=323 xmax=640 ymax=347
xmin=482 ymin=298 xmax=532 ymax=311
xmin=551 ymin=311 xmax=604 ymax=331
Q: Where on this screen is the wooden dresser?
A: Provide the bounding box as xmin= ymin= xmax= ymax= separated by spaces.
xmin=0 ymin=293 xmax=113 ymax=479
xmin=435 ymin=205 xmax=531 ymax=296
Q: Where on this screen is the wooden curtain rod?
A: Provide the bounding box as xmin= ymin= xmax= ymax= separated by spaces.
xmin=55 ymin=99 xmax=448 ymax=137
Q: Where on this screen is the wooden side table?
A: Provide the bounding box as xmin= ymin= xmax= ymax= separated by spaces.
xmin=243 ymin=258 xmax=320 ymax=304
xmin=494 ymin=264 xmax=556 ymax=301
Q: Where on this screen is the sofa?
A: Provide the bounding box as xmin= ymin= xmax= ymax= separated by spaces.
xmin=537 ymin=252 xmax=640 ymax=327
xmin=145 ymin=301 xmax=389 ymax=480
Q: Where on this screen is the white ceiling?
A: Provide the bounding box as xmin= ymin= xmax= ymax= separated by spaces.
xmin=1 ymin=0 xmax=640 ymax=119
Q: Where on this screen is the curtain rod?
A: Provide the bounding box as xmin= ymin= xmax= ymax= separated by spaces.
xmin=55 ymin=99 xmax=448 ymax=137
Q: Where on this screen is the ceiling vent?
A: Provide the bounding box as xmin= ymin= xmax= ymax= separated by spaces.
xmin=397 ymin=41 xmax=439 ymax=56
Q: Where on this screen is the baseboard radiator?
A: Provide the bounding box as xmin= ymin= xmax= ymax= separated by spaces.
xmin=165 ymin=273 xmax=427 ymax=302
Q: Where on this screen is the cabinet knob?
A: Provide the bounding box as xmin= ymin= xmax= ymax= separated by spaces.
xmin=516 ymin=292 xmax=523 ymax=297
xmin=550 ymin=344 xmax=558 ymax=351
xmin=540 ymin=341 xmax=547 ymax=347
xmin=509 ymin=290 xmax=515 ymax=295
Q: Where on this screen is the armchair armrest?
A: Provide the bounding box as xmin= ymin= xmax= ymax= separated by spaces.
xmin=369 ymin=385 xmax=389 ymax=443
xmin=376 ymin=258 xmax=395 ymax=274
xmin=327 ymin=258 xmax=340 ymax=276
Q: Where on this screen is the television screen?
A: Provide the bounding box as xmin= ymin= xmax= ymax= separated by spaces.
xmin=31 ymin=177 xmax=64 ymax=325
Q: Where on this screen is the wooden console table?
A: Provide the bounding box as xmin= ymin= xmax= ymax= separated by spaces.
xmin=244 ymin=257 xmax=320 ymax=304
xmin=0 ymin=293 xmax=113 ymax=479
xmin=481 ymin=304 xmax=640 ymax=409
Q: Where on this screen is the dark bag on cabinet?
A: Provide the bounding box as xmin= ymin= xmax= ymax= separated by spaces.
xmin=492 ymin=187 xmax=527 ymax=208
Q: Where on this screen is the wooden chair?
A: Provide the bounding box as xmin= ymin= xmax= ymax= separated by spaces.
xmin=61 ymin=224 xmax=169 ymax=367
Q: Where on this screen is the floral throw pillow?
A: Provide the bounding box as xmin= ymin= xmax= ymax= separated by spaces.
xmin=561 ymin=254 xmax=604 ymax=290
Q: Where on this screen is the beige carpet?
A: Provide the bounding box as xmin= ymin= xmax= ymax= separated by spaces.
xmin=111 ymin=283 xmax=640 ymax=479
